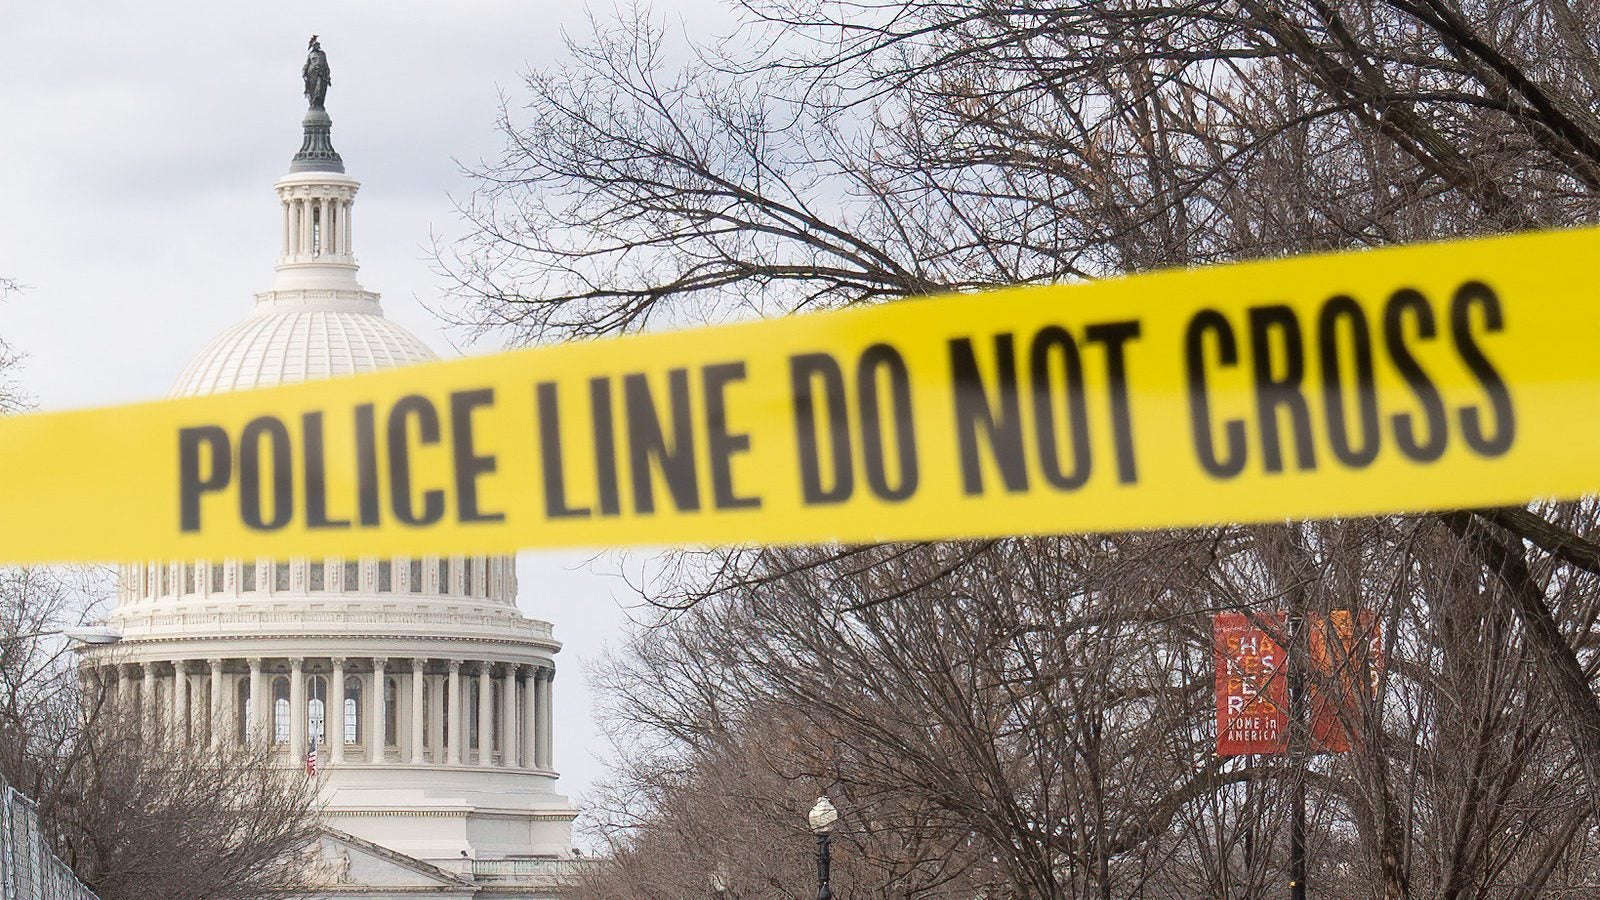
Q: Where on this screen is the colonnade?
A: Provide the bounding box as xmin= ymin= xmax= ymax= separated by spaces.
xmin=89 ymin=657 xmax=555 ymax=771
xmin=280 ymin=190 xmax=353 ymax=259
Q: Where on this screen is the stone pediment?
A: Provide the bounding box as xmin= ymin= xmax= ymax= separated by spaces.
xmin=299 ymin=827 xmax=476 ymax=895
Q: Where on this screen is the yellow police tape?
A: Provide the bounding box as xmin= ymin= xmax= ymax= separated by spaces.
xmin=3 ymin=226 xmax=1595 ymax=564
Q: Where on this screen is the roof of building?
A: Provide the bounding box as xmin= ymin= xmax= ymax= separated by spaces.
xmin=171 ymin=305 xmax=435 ymax=397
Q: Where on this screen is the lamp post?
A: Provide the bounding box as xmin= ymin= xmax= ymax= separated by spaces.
xmin=808 ymin=796 xmax=837 ymax=900
xmin=58 ymin=626 xmax=123 ymax=645
xmin=3 ymin=626 xmax=122 ymax=646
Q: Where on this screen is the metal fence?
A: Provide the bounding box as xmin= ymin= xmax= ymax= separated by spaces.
xmin=0 ymin=777 xmax=96 ymax=900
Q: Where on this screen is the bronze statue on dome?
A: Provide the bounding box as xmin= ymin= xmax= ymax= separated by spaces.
xmin=303 ymin=35 xmax=331 ymax=110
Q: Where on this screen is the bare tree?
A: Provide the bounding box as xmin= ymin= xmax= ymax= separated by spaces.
xmin=0 ymin=569 xmax=323 ymax=900
xmin=46 ymin=705 xmax=324 ymax=900
xmin=445 ymin=1 xmax=1600 ymax=895
xmin=577 ymin=525 xmax=1600 ymax=897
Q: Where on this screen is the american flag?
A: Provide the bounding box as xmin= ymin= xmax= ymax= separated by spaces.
xmin=305 ymin=733 xmax=319 ymax=777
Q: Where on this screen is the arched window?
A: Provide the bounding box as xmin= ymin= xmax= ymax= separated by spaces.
xmin=309 ymin=561 xmax=325 ymax=592
xmin=236 ymin=678 xmax=251 ymax=743
xmin=274 ymin=561 xmax=291 ymax=592
xmin=242 ymin=562 xmax=257 ymax=593
xmin=308 ymin=675 xmax=327 ymax=745
xmin=343 ymin=560 xmax=360 ymax=592
xmin=409 ymin=559 xmax=423 ymax=593
xmin=210 ymin=564 xmax=225 ymax=593
xmin=272 ymin=676 xmax=290 ymax=744
xmin=384 ymin=677 xmax=398 ymax=747
xmin=437 ymin=559 xmax=450 ymax=595
xmin=378 ymin=560 xmax=393 ymax=592
xmin=344 ymin=679 xmax=361 ymax=744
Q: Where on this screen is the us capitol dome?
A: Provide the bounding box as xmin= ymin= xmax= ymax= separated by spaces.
xmin=79 ymin=39 xmax=578 ymax=899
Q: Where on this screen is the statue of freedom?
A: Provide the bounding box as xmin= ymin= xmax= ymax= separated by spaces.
xmin=303 ymin=35 xmax=331 ymax=109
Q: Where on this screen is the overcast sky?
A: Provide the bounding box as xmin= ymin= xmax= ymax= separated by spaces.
xmin=0 ymin=1 xmax=728 ymax=833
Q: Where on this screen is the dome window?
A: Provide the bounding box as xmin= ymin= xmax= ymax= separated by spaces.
xmin=344 ymin=680 xmax=361 ymax=744
xmin=272 ymin=676 xmax=291 ymax=744
xmin=308 ymin=675 xmax=328 ymax=744
xmin=236 ymin=679 xmax=252 ymax=744
xmin=467 ymin=676 xmax=480 ymax=750
xmin=384 ymin=677 xmax=398 ymax=748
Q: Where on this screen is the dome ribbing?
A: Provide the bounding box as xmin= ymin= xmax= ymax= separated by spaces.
xmin=172 ymin=308 xmax=435 ymax=397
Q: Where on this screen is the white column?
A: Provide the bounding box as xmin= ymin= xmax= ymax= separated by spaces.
xmin=476 ymin=664 xmax=494 ymax=766
xmin=446 ymin=660 xmax=463 ymax=765
xmin=343 ymin=198 xmax=353 ymax=254
xmin=247 ymin=658 xmax=264 ymax=744
xmin=289 ymin=200 xmax=301 ymax=256
xmin=208 ymin=659 xmax=224 ymax=751
xmin=330 ymin=659 xmax=346 ymax=765
xmin=427 ymin=675 xmax=444 ymax=763
xmin=171 ymin=662 xmax=187 ymax=745
xmin=221 ymin=669 xmax=236 ymax=748
xmin=501 ymin=664 xmax=518 ymax=767
xmin=142 ymin=664 xmax=157 ymax=737
xmin=118 ymin=664 xmax=134 ymax=712
xmin=78 ymin=668 xmax=98 ymax=722
xmin=289 ymin=658 xmax=306 ymax=760
xmin=521 ymin=666 xmax=537 ymax=768
xmin=301 ymin=198 xmax=313 ymax=255
xmin=370 ymin=658 xmax=387 ymax=764
xmin=536 ymin=667 xmax=553 ymax=769
xmin=410 ymin=660 xmax=426 ymax=765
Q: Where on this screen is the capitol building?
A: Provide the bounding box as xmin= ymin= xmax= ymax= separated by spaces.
xmin=77 ymin=43 xmax=577 ymax=899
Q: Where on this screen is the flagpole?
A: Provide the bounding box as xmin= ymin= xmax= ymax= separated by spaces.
xmin=1288 ymin=600 xmax=1307 ymax=900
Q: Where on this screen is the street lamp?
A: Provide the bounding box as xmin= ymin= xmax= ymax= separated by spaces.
xmin=808 ymin=796 xmax=837 ymax=900
xmin=3 ymin=626 xmax=123 ymax=646
xmin=58 ymin=626 xmax=122 ymax=645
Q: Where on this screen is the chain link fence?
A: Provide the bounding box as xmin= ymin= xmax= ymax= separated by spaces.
xmin=0 ymin=777 xmax=95 ymax=900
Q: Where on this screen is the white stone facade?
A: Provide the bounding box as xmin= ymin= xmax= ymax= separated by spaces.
xmin=78 ymin=113 xmax=575 ymax=898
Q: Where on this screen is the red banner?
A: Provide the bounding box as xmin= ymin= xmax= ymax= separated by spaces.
xmin=1309 ymin=610 xmax=1384 ymax=753
xmin=1213 ymin=611 xmax=1385 ymax=756
xmin=1214 ymin=612 xmax=1288 ymax=755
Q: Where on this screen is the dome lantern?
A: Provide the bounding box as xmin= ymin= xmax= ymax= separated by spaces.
xmin=272 ymin=35 xmax=364 ymax=296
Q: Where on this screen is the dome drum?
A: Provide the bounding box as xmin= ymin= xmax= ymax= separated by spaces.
xmin=118 ymin=555 xmax=520 ymax=607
